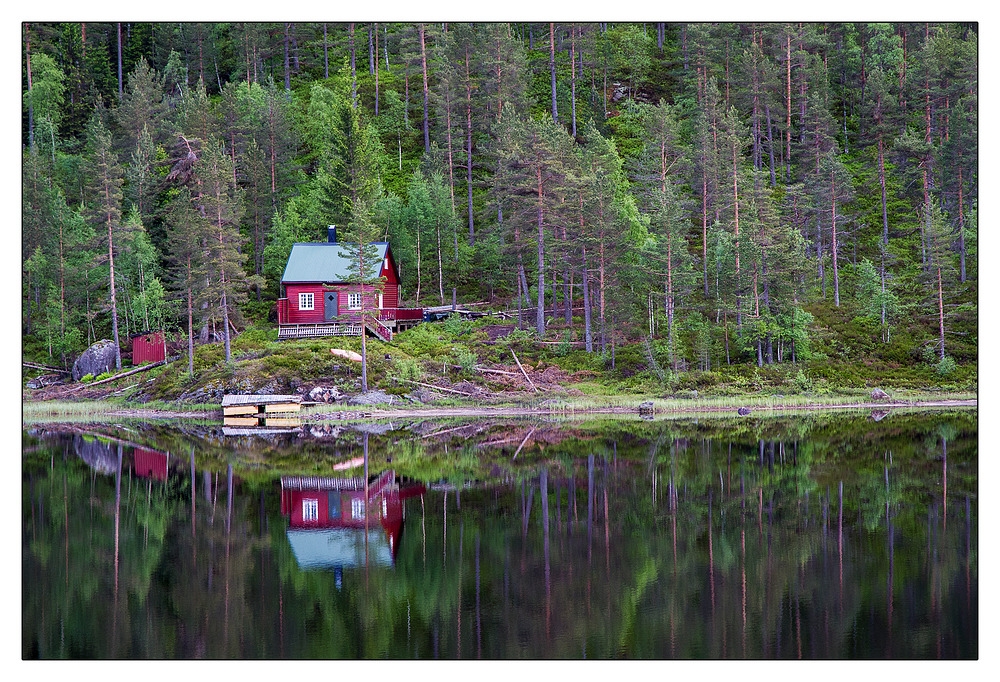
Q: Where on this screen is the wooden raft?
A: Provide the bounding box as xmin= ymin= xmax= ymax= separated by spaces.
xmin=221 ymin=394 xmax=302 ymax=417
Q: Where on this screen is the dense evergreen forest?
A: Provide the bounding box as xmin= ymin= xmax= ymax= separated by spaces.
xmin=21 ymin=22 xmax=977 ymax=384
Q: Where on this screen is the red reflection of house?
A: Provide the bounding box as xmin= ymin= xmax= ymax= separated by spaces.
xmin=133 ymin=447 xmax=168 ymax=481
xmin=280 ymin=471 xmax=425 ymax=569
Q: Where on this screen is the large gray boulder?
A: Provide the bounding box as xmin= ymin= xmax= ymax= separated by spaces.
xmin=72 ymin=339 xmax=120 ymax=381
xmin=74 ymin=435 xmax=118 ymax=475
xmin=871 ymin=388 xmax=891 ymax=402
xmin=346 ymin=390 xmax=396 ymax=406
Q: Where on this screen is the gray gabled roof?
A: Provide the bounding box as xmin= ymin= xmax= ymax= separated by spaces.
xmin=281 ymin=242 xmax=389 ymax=284
xmin=286 ymin=528 xmax=393 ymax=569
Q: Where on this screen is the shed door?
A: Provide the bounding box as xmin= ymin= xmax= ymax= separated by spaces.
xmin=324 ymin=292 xmax=338 ymax=320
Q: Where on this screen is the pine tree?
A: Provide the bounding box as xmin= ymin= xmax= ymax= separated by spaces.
xmin=83 ymin=113 xmax=125 ymax=370
xmin=190 ymin=140 xmax=259 ymax=364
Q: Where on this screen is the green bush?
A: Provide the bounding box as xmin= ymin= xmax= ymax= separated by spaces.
xmin=232 ymin=326 xmax=274 ymax=351
xmin=394 ymin=323 xmax=452 ymax=358
xmin=80 ymin=373 xmax=94 ymax=383
xmin=394 ymin=357 xmax=423 ymax=381
xmin=794 ymin=370 xmax=813 ymax=393
xmin=936 ymin=355 xmax=957 ymax=376
xmin=453 ymin=345 xmax=478 ymax=373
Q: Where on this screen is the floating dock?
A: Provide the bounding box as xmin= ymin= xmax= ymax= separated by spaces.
xmin=221 ymin=394 xmax=302 ymax=417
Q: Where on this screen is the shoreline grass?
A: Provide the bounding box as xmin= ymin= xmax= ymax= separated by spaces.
xmin=22 ymin=390 xmax=975 ymax=426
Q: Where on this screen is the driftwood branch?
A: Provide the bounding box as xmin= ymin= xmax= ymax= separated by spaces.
xmin=512 ymin=427 xmax=536 ymax=460
xmin=23 ymin=361 xmax=71 ymax=374
xmin=395 ymin=378 xmax=472 ymax=396
xmin=445 ymin=363 xmax=518 ymax=376
xmin=510 ymin=349 xmax=537 ymax=392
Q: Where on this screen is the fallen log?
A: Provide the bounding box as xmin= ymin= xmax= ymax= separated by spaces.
xmin=512 ymin=427 xmax=537 ymax=460
xmin=444 ymin=363 xmax=519 ymax=376
xmin=510 ymin=349 xmax=537 ymax=392
xmin=23 ymin=361 xmax=71 ymax=374
xmin=396 ymin=378 xmax=472 ymax=396
xmin=65 ymin=356 xmax=176 ymax=391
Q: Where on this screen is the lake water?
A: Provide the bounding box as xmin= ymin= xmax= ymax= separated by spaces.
xmin=22 ymin=409 xmax=977 ymax=659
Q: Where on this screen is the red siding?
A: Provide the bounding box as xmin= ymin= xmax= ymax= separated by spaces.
xmin=131 ymin=331 xmax=166 ymax=365
xmin=133 ymin=448 xmax=168 ymax=480
xmin=382 ymin=247 xmax=400 ymax=308
xmin=284 ymin=284 xmax=326 ymax=323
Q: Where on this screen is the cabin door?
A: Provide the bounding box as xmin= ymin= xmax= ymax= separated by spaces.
xmin=324 ymin=292 xmax=338 ymax=320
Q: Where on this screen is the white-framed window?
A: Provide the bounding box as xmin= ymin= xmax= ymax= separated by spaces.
xmin=298 ymin=292 xmax=315 ymax=311
xmin=376 ymin=292 xmax=383 ymax=309
xmin=302 ymin=498 xmax=319 ymax=522
xmin=347 ymin=292 xmax=362 ymax=310
xmin=351 ymin=498 xmax=366 ymax=519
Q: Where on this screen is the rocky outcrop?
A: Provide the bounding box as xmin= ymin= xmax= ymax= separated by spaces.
xmin=346 ymin=390 xmax=397 ymax=406
xmin=871 ymin=388 xmax=891 ymax=401
xmin=26 ymin=373 xmax=69 ymax=389
xmin=72 ymin=339 xmax=119 ymax=381
xmin=307 ymin=386 xmax=343 ymax=403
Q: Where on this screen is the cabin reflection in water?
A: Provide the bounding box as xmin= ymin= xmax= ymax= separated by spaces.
xmin=280 ymin=471 xmax=425 ymax=571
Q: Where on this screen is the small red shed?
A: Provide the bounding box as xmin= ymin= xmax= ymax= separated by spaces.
xmin=131 ymin=331 xmax=166 ymax=365
xmin=133 ymin=447 xmax=169 ymax=481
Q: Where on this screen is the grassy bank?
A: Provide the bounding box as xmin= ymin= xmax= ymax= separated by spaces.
xmin=22 ymin=314 xmax=977 ymax=417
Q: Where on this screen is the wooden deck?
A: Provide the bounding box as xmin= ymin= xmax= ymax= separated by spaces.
xmin=222 ymin=394 xmax=302 ymax=417
xmin=276 ymin=320 xmax=395 ymax=342
xmin=277 ymin=323 xmax=364 ymax=340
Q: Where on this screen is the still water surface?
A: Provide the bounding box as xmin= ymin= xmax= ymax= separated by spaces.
xmin=22 ymin=409 xmax=977 ymax=659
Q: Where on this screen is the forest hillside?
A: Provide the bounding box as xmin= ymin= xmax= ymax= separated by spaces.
xmin=21 ymin=22 xmax=977 ymax=399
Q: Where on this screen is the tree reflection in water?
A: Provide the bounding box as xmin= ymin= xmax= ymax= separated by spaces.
xmin=22 ymin=411 xmax=977 ymax=659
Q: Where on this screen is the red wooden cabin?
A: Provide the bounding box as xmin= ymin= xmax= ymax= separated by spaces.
xmin=280 ymin=471 xmax=425 ymax=569
xmin=276 ymin=226 xmax=423 ymax=342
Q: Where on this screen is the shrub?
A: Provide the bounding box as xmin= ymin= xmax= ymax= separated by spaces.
xmin=394 ymin=357 xmax=422 ymax=381
xmin=80 ymin=373 xmax=95 ymax=383
xmin=453 ymin=346 xmax=477 ymax=373
xmin=232 ymin=326 xmax=274 ymax=352
xmin=936 ymin=355 xmax=957 ymax=376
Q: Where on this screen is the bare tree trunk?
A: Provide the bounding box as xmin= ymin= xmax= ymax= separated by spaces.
xmin=415 ymin=222 xmax=422 ymax=303
xmin=786 ymin=32 xmax=792 ymax=182
xmin=582 ymin=246 xmax=592 ymax=352
xmin=938 ymin=265 xmax=945 ymax=361
xmin=732 ymin=134 xmax=742 ymax=331
xmin=465 ymin=46 xmax=475 ymax=245
xmin=374 ymin=23 xmax=379 ymax=115
xmin=570 ymin=25 xmax=577 ymax=137
xmin=958 ymin=165 xmax=966 ymax=282
xmin=25 ymin=24 xmax=34 ymax=150
xmin=536 ymin=165 xmax=546 ymax=336
xmin=420 ymin=24 xmax=430 ymax=152
xmin=436 ymin=215 xmax=445 ymax=305
xmin=368 ymin=24 xmax=375 ymax=75
xmin=323 ymin=24 xmax=329 ymax=79
xmin=106 ymin=208 xmax=122 ymax=371
xmin=187 ymin=272 xmax=194 ymax=376
xmin=831 ymin=166 xmax=841 ymax=306
xmin=550 ymin=23 xmax=558 ymax=123
xmin=117 ymin=23 xmax=123 ymax=99
xmin=350 ymin=23 xmax=357 ymax=109
xmin=283 ymin=23 xmax=291 ymax=92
